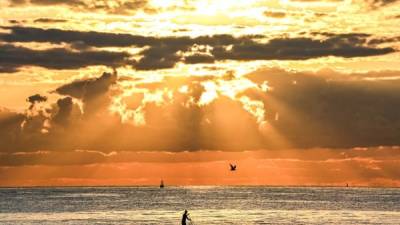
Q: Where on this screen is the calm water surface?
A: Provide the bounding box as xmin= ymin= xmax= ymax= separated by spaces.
xmin=0 ymin=186 xmax=399 ymax=224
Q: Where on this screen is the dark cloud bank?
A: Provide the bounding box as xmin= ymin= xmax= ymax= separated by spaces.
xmin=0 ymin=26 xmax=397 ymax=72
xmin=0 ymin=44 xmax=130 ymax=73
xmin=1 ymin=68 xmax=400 ymax=154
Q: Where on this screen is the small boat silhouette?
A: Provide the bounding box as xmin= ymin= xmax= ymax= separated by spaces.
xmin=160 ymin=180 xmax=165 ymax=188
xmin=230 ymin=163 xmax=237 ymax=171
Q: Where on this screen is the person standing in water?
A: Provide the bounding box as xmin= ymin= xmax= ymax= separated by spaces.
xmin=181 ymin=210 xmax=191 ymax=225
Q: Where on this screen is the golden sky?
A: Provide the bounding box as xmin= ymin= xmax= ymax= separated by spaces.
xmin=0 ymin=0 xmax=400 ymax=186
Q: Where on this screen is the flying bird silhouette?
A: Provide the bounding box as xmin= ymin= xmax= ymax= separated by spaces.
xmin=230 ymin=163 xmax=237 ymax=171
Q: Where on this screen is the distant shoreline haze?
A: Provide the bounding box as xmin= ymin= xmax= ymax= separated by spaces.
xmin=0 ymin=147 xmax=399 ymax=188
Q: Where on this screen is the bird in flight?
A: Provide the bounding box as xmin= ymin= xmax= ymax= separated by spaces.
xmin=230 ymin=163 xmax=237 ymax=171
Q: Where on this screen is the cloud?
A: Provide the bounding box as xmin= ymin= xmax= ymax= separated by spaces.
xmin=55 ymin=71 xmax=117 ymax=114
xmin=184 ymin=54 xmax=215 ymax=64
xmin=290 ymin=0 xmax=342 ymax=1
xmin=365 ymin=0 xmax=399 ymax=8
xmin=0 ymin=26 xmax=156 ymax=47
xmin=134 ymin=45 xmax=182 ymax=70
xmin=33 ymin=18 xmax=68 ymax=23
xmin=0 ymin=26 xmax=252 ymax=48
xmin=27 ymin=94 xmax=47 ymax=104
xmin=55 ymin=72 xmax=117 ymax=101
xmin=0 ymin=147 xmax=399 ymax=166
xmin=0 ymin=44 xmax=131 ymax=72
xmin=54 ymin=97 xmax=73 ymax=119
xmin=8 ymin=0 xmax=27 ymax=5
xmin=211 ymin=35 xmax=395 ymax=61
xmin=27 ymin=94 xmax=47 ymax=110
xmin=1 ymin=68 xmax=400 ymax=152
xmin=8 ymin=0 xmax=152 ymax=15
xmin=29 ymin=0 xmax=85 ymax=6
xmin=245 ymin=68 xmax=400 ymax=148
xmin=263 ymin=11 xmax=287 ymax=18
xmin=0 ymin=26 xmax=396 ymax=72
xmin=0 ymin=109 xmax=25 ymax=152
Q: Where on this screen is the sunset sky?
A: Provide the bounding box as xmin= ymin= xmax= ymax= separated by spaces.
xmin=0 ymin=0 xmax=400 ymax=187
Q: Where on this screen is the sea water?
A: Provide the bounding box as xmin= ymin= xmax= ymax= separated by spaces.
xmin=0 ymin=186 xmax=399 ymax=224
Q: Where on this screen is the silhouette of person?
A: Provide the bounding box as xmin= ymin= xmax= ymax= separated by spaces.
xmin=181 ymin=209 xmax=191 ymax=225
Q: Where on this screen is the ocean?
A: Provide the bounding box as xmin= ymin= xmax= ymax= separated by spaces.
xmin=0 ymin=186 xmax=399 ymax=224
